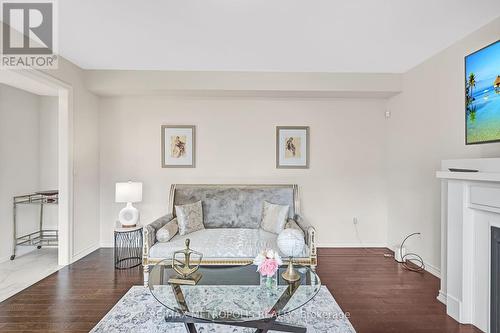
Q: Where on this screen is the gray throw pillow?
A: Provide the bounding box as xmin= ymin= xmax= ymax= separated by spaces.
xmin=156 ymin=218 xmax=179 ymax=242
xmin=260 ymin=201 xmax=289 ymax=234
xmin=175 ymin=201 xmax=204 ymax=236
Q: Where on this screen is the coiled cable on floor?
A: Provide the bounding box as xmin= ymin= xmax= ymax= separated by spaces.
xmin=399 ymin=232 xmax=425 ymax=273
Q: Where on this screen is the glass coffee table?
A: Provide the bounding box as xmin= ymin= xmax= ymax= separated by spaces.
xmin=148 ymin=261 xmax=321 ymax=333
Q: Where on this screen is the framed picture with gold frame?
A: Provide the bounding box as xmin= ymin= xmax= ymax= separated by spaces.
xmin=161 ymin=125 xmax=196 ymax=168
xmin=276 ymin=126 xmax=309 ymax=169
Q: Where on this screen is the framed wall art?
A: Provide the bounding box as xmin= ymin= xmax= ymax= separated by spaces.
xmin=161 ymin=125 xmax=196 ymax=168
xmin=465 ymin=40 xmax=500 ymax=145
xmin=276 ymin=126 xmax=309 ymax=169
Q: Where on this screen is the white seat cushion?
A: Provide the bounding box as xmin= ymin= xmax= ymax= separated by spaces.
xmin=149 ymin=228 xmax=309 ymax=260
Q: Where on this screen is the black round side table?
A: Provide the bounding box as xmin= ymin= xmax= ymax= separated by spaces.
xmin=114 ymin=225 xmax=143 ymax=269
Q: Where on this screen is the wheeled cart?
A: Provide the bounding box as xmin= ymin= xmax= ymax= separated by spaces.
xmin=11 ymin=190 xmax=58 ymax=260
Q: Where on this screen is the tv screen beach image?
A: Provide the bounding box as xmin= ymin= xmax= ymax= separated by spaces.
xmin=465 ymin=41 xmax=500 ymax=144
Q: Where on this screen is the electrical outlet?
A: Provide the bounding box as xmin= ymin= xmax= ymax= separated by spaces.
xmin=353 ymin=217 xmax=358 ymax=225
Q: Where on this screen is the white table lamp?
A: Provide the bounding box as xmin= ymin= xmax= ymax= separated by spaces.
xmin=115 ymin=181 xmax=142 ymax=227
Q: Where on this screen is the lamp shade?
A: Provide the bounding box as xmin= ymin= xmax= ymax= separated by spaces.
xmin=115 ymin=182 xmax=142 ymax=203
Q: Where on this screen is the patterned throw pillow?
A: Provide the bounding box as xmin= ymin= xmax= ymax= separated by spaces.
xmin=156 ymin=218 xmax=179 ymax=242
xmin=175 ymin=201 xmax=204 ymax=236
xmin=260 ymin=201 xmax=289 ymax=234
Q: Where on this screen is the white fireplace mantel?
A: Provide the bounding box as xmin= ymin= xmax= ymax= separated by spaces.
xmin=437 ymin=158 xmax=500 ymax=333
xmin=436 ymin=171 xmax=500 ymax=182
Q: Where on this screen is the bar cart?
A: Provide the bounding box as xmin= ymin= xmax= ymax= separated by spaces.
xmin=11 ymin=190 xmax=59 ymax=260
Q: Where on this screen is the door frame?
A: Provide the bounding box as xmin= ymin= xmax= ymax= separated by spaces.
xmin=3 ymin=68 xmax=74 ymax=266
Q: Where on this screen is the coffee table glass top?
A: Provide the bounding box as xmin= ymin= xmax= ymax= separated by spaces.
xmin=148 ymin=261 xmax=321 ymax=322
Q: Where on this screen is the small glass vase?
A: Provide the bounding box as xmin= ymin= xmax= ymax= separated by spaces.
xmin=260 ymin=272 xmax=278 ymax=294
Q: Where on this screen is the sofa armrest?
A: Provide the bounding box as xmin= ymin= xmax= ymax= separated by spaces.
xmin=143 ymin=213 xmax=174 ymax=261
xmin=294 ymin=214 xmax=317 ymax=260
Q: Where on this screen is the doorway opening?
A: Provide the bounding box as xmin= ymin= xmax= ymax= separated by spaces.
xmin=0 ymin=68 xmax=73 ymax=301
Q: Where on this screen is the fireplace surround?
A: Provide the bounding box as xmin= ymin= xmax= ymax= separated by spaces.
xmin=492 ymin=226 xmax=500 ymax=333
xmin=437 ymin=158 xmax=500 ymax=332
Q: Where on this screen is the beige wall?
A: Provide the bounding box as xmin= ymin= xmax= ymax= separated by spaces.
xmin=84 ymin=70 xmax=402 ymax=98
xmin=0 ymin=57 xmax=100 ymax=263
xmin=1 ymin=16 xmax=496 ymax=273
xmin=39 ymin=96 xmax=59 ymax=231
xmin=99 ymin=96 xmax=389 ymax=247
xmin=39 ymin=96 xmax=59 ymax=190
xmin=386 ymin=17 xmax=500 ymax=273
xmin=44 ymin=58 xmax=101 ymax=260
xmin=0 ymin=84 xmax=40 ymax=261
xmin=0 ymin=84 xmax=58 ymax=261
xmin=42 ymin=17 xmax=500 ymax=274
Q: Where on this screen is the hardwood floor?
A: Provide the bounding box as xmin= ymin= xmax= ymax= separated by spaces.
xmin=0 ymin=248 xmax=482 ymax=333
xmin=316 ymin=248 xmax=481 ymax=333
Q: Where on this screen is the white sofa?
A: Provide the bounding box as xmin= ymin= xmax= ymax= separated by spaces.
xmin=143 ymin=184 xmax=317 ymax=284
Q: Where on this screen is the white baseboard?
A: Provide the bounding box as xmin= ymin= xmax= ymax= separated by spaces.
xmin=437 ymin=290 xmax=447 ymax=305
xmin=445 ymin=294 xmax=461 ymax=322
xmin=71 ymin=243 xmax=100 ymax=263
xmin=100 ymin=242 xmax=114 ymax=248
xmin=424 ymin=261 xmax=441 ymax=278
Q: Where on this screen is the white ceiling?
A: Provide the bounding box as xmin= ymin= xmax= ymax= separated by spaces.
xmin=59 ymin=0 xmax=500 ymax=72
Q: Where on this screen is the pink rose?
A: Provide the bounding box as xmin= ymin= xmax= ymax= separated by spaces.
xmin=258 ymin=258 xmax=279 ymax=277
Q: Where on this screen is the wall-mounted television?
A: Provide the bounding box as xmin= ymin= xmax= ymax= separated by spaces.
xmin=465 ymin=40 xmax=500 ymax=145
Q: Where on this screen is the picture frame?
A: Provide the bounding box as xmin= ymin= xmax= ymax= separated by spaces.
xmin=276 ymin=126 xmax=309 ymax=169
xmin=464 ymin=40 xmax=500 ymax=145
xmin=161 ymin=125 xmax=196 ymax=168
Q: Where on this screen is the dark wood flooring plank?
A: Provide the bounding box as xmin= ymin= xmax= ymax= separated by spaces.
xmin=0 ymin=248 xmax=483 ymax=332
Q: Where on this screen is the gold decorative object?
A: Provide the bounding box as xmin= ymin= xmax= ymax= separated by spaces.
xmin=282 ymin=258 xmax=300 ymax=283
xmin=168 ymin=239 xmax=203 ymax=285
